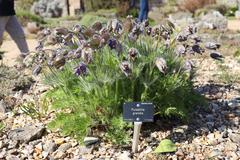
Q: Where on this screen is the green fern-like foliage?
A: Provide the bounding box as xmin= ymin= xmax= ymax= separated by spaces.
xmin=43 ymin=35 xmax=205 ymax=144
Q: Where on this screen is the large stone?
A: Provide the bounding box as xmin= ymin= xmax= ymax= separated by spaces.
xmin=83 ymin=137 xmax=99 ymax=146
xmin=197 ymin=11 xmax=228 ymax=30
xmin=169 ymin=12 xmax=194 ymax=28
xmin=8 ymin=125 xmax=45 ymax=143
xmin=31 ymin=0 xmax=68 ymax=18
xmin=57 ymin=143 xmax=72 ymax=152
xmin=43 ymin=140 xmax=57 ymax=154
xmin=216 ymin=0 xmax=238 ymax=8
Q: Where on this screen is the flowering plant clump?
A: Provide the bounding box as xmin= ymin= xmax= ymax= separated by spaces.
xmin=33 ymin=16 xmax=220 ymax=143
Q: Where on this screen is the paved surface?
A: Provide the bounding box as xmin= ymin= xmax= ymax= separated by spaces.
xmin=228 ymin=19 xmax=240 ymax=31
xmin=1 ymin=39 xmax=38 ymax=66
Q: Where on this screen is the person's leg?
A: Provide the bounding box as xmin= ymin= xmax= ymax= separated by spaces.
xmin=130 ymin=0 xmax=136 ymax=8
xmin=0 ymin=16 xmax=10 ymax=47
xmin=5 ymin=16 xmax=29 ymax=56
xmin=138 ymin=0 xmax=144 ymax=22
xmin=142 ymin=0 xmax=149 ymax=21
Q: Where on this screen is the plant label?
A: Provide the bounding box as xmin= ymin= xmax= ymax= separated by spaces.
xmin=123 ymin=102 xmax=154 ymax=122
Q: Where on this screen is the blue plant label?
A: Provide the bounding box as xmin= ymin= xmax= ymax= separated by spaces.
xmin=123 ymin=102 xmax=154 ymax=122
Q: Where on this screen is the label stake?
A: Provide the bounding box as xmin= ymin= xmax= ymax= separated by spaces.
xmin=132 ymin=122 xmax=142 ymax=153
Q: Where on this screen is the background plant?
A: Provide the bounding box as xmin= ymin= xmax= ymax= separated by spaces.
xmin=181 ymin=0 xmax=216 ymax=13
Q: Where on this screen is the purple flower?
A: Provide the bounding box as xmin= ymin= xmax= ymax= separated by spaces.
xmin=74 ymin=62 xmax=87 ymax=76
xmin=108 ymin=38 xmax=117 ymax=49
xmin=155 ymin=57 xmax=167 ymax=74
xmin=128 ymin=48 xmax=139 ymax=61
xmin=183 ymin=60 xmax=194 ymax=72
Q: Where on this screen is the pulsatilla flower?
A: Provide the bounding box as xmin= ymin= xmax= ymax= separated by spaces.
xmin=108 ymin=38 xmax=117 ymax=49
xmin=74 ymin=62 xmax=87 ymax=76
xmin=92 ymin=21 xmax=103 ymax=31
xmin=72 ymin=24 xmax=82 ymax=33
xmin=155 ymin=57 xmax=167 ymax=74
xmin=54 ymin=27 xmax=69 ymax=36
xmin=53 ymin=56 xmax=66 ymax=69
xmin=120 ymin=61 xmax=132 ymax=77
xmin=183 ymin=60 xmax=194 ymax=72
xmin=128 ymin=48 xmax=139 ymax=61
xmin=82 ymin=47 xmax=93 ymax=64
xmin=175 ymin=44 xmax=186 ymax=56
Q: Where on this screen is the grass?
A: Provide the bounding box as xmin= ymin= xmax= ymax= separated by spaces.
xmin=217 ymin=62 xmax=240 ymax=84
xmin=16 ymin=9 xmax=46 ymax=26
xmin=0 ymin=122 xmax=4 ymax=133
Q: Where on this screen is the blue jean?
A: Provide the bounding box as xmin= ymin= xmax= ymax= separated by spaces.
xmin=138 ymin=0 xmax=149 ymax=22
xmin=0 ymin=16 xmax=29 ymax=55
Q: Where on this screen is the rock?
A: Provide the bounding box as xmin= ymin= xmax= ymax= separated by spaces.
xmin=31 ymin=0 xmax=68 ymax=18
xmin=229 ymin=133 xmax=240 ymax=143
xmin=35 ymin=142 xmax=43 ymax=153
xmin=209 ymin=149 xmax=222 ymax=158
xmin=43 ymin=140 xmax=57 ymax=153
xmin=0 ymin=148 xmax=7 ymax=159
xmin=118 ymin=151 xmax=131 ymax=160
xmin=53 ymin=151 xmax=67 ymax=159
xmin=175 ymin=149 xmax=185 ymax=157
xmin=206 ymin=114 xmax=214 ymax=122
xmin=8 ymin=125 xmax=45 ymax=143
xmin=169 ymin=12 xmax=194 ymax=28
xmin=8 ymin=140 xmax=19 ymax=149
xmin=55 ymin=138 xmax=65 ymax=145
xmin=57 ymin=143 xmax=72 ymax=152
xmin=42 ymin=151 xmax=49 ymax=159
xmin=84 ymin=137 xmax=99 ymax=146
xmin=29 ymin=139 xmax=42 ymax=146
xmin=0 ymin=100 xmax=7 ymax=113
xmin=7 ymin=149 xmax=18 ymax=155
xmin=206 ymin=122 xmax=215 ymax=130
xmin=228 ymin=98 xmax=240 ymax=109
xmin=21 ymin=145 xmax=34 ymax=156
xmin=27 ymin=22 xmax=40 ymax=34
xmin=224 ymin=141 xmax=238 ymax=152
xmin=78 ymin=146 xmax=93 ymax=155
xmin=0 ymin=141 xmax=3 ymax=149
xmin=216 ymin=0 xmax=238 ymax=7
xmin=236 ymin=11 xmax=240 ymax=19
xmin=6 ymin=155 xmax=20 ymax=160
xmin=197 ymin=11 xmax=228 ymax=30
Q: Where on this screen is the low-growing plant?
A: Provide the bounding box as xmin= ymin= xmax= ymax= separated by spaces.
xmin=217 ymin=63 xmax=240 ymax=84
xmin=0 ymin=122 xmax=5 ymax=133
xmin=20 ymin=101 xmax=42 ymax=119
xmin=33 ymin=18 xmax=210 ymax=144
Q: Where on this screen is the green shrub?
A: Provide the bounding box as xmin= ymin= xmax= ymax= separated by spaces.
xmin=79 ymin=13 xmax=108 ymax=26
xmin=42 ymin=33 xmax=205 ymax=144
